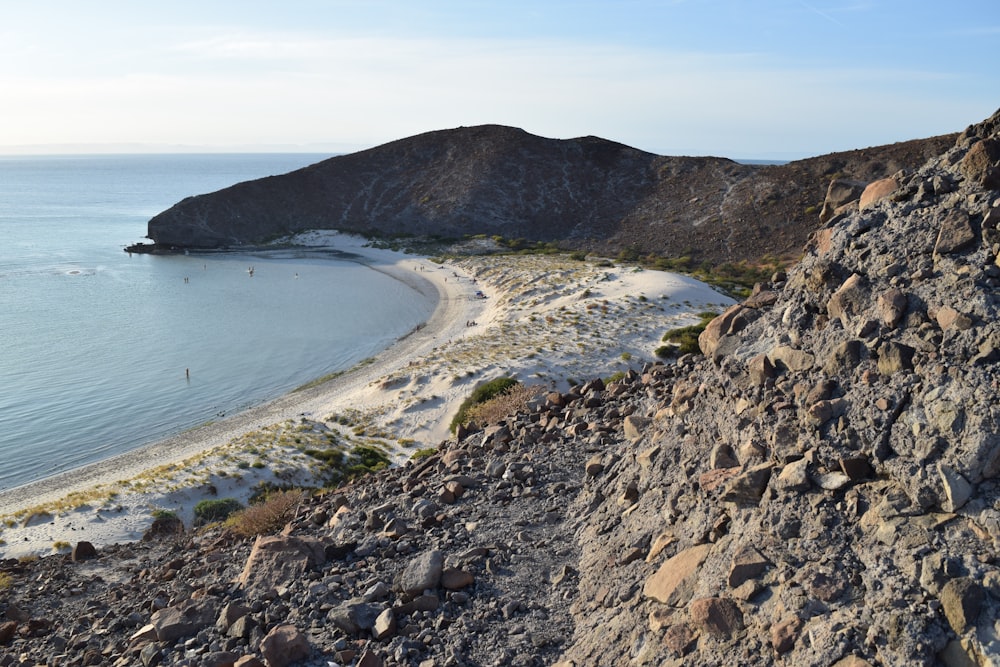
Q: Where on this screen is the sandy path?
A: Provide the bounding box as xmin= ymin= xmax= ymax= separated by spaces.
xmin=0 ymin=244 xmax=483 ymax=518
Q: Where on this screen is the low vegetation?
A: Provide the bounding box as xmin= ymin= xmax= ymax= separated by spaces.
xmin=224 ymin=489 xmax=305 ymax=538
xmin=410 ymin=447 xmax=438 ymax=461
xmin=303 ymin=443 xmax=391 ymax=485
xmin=450 ymin=377 xmax=521 ymax=433
xmin=463 ymin=383 xmax=539 ymax=428
xmin=655 ymin=311 xmax=719 ymax=358
xmin=193 ymin=498 xmax=244 ymax=526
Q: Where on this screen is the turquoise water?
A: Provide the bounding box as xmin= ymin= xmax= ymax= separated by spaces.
xmin=0 ymin=155 xmax=433 ymax=490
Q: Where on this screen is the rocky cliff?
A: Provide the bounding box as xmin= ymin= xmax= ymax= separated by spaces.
xmin=142 ymin=125 xmax=953 ymax=265
xmin=2 ymin=111 xmax=998 ymax=666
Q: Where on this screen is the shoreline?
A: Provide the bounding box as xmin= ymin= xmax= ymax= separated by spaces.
xmin=0 ymin=234 xmax=480 ymax=515
xmin=0 ymin=238 xmax=733 ymax=556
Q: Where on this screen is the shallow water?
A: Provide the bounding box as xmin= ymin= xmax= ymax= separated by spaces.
xmin=0 ymin=155 xmax=433 ymax=490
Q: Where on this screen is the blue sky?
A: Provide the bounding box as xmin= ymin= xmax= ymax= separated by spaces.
xmin=1 ymin=0 xmax=997 ymax=158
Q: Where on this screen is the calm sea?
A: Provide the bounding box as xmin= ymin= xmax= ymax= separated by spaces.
xmin=0 ymin=154 xmax=434 ymax=491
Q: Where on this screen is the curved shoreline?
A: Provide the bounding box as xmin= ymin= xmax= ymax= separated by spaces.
xmin=0 ymin=244 xmax=735 ymax=556
xmin=0 ymin=240 xmax=480 ymax=517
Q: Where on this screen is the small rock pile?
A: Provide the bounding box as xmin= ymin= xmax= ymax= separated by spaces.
xmin=2 ymin=108 xmax=999 ymax=666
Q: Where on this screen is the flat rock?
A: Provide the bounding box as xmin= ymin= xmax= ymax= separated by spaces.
xmin=728 ymin=545 xmax=770 ymax=588
xmin=643 ymin=543 xmax=712 ymax=607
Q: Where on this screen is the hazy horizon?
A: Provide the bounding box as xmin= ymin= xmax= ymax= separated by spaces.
xmin=2 ymin=1 xmax=996 ymax=160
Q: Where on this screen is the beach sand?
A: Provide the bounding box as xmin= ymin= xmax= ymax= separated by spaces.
xmin=0 ymin=233 xmax=733 ymax=556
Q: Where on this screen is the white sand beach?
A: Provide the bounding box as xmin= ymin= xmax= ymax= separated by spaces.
xmin=0 ymin=233 xmax=733 ymax=557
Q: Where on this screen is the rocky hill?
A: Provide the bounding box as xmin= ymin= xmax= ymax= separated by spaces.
xmin=140 ymin=125 xmax=953 ymax=266
xmin=3 ymin=109 xmax=999 ymax=667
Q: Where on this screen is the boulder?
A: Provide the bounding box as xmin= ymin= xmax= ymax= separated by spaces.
xmin=939 ymin=577 xmax=984 ymax=635
xmin=876 ymin=288 xmax=908 ymax=328
xmin=934 ymin=208 xmax=977 ymax=256
xmin=820 ymin=179 xmax=866 ymax=223
xmin=859 ymin=177 xmax=899 ymax=209
xmin=259 ymin=624 xmax=310 ymax=667
xmin=238 ymin=535 xmax=326 ymax=598
xmin=935 ymin=305 xmax=973 ymax=331
xmin=827 ymin=273 xmax=868 ymax=328
xmin=150 ymin=599 xmax=218 ymax=643
xmin=396 ymin=549 xmax=444 ymax=596
xmin=770 ymin=616 xmax=803 ymax=654
xmin=327 ymin=600 xmax=381 ymax=634
xmin=441 ymin=568 xmax=474 ymax=590
xmin=372 ymin=608 xmax=396 ymax=641
xmin=747 ymin=353 xmax=776 ymax=386
xmin=877 ymin=341 xmax=915 ymax=375
xmin=728 ymin=545 xmax=770 ymax=588
xmin=720 ymin=463 xmax=774 ymax=505
xmin=959 ymin=138 xmax=1000 ymax=188
xmin=699 ymin=304 xmax=752 ymax=360
xmin=768 ymin=345 xmax=815 ymax=373
xmin=689 ymin=597 xmax=744 ymax=639
xmin=937 ymin=464 xmax=972 ymax=512
xmin=623 ymin=415 xmax=651 ymax=442
xmin=823 ymin=339 xmax=865 ymax=376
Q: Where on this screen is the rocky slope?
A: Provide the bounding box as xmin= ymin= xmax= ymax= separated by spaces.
xmin=141 ymin=125 xmax=953 ymax=266
xmin=2 ymin=110 xmax=999 ymax=667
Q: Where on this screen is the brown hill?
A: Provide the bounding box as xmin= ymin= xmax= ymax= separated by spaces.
xmin=142 ymin=125 xmax=954 ymax=265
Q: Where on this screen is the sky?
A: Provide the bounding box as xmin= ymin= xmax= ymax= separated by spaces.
xmin=1 ymin=0 xmax=997 ymax=159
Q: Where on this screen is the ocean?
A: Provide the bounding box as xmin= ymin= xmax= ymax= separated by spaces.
xmin=0 ymin=154 xmax=434 ymax=492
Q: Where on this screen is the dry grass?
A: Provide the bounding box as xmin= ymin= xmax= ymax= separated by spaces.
xmin=0 ymin=572 xmax=11 ymax=591
xmin=224 ymin=489 xmax=305 ymax=537
xmin=465 ymin=383 xmax=542 ymax=427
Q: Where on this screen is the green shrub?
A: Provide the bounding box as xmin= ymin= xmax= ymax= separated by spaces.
xmin=193 ymin=498 xmax=244 ymax=526
xmin=345 ymin=445 xmax=390 ymax=480
xmin=450 ymin=377 xmax=520 ymax=432
xmin=654 ymin=345 xmax=676 ymax=358
xmin=604 ymin=370 xmax=627 ymax=385
xmin=411 ymin=447 xmax=438 ymax=460
xmin=660 ymin=311 xmax=718 ymax=356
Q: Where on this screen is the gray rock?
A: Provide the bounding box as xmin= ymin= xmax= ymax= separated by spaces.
xmin=939 ymin=578 xmax=984 ymax=635
xmin=397 ymin=549 xmax=444 ymax=596
xmin=934 ymin=208 xmax=977 ymax=256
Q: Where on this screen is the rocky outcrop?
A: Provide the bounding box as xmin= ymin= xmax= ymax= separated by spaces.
xmin=561 ymin=107 xmax=1000 ymax=666
xmin=142 ymin=124 xmax=954 ymax=266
